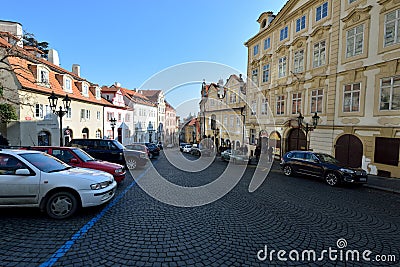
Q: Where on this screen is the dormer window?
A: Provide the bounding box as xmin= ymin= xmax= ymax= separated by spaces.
xmin=65 ymin=78 xmax=72 ymax=92
xmin=95 ymin=87 xmax=101 ymax=99
xmin=82 ymin=83 xmax=89 ymax=97
xmin=40 ymin=70 xmax=49 ymax=84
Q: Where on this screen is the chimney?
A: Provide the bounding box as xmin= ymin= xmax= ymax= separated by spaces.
xmin=48 ymin=49 xmax=60 ymax=66
xmin=72 ymin=64 xmax=80 ymax=77
xmin=114 ymin=82 xmax=121 ymax=87
xmin=0 ymin=20 xmax=23 ymax=47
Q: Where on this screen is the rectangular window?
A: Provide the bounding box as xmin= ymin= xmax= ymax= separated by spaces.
xmin=40 ymin=70 xmax=49 ymax=84
xmin=343 ymin=83 xmax=361 ymax=112
xmin=85 ymin=110 xmax=90 ymax=120
xmin=276 ymin=96 xmax=285 ymax=115
xmin=83 ymin=84 xmax=89 ymax=96
xmin=96 ymin=88 xmax=101 ymax=99
xmin=293 ymin=50 xmax=304 ymax=73
xmin=311 ymin=89 xmax=324 ymax=113
xmin=252 ymin=69 xmax=259 ymax=85
xmin=250 ymin=129 xmax=256 ymax=145
xmin=236 ymin=117 xmax=241 ymax=127
xmin=346 ymin=25 xmax=364 ymax=58
xmin=374 ymin=137 xmax=400 ymax=166
xmin=384 ymin=10 xmax=400 ymax=47
xmin=278 ymin=57 xmax=287 ymax=78
xmin=316 ymin=2 xmax=328 ymax=22
xmin=223 ymin=115 xmax=228 ymax=126
xmin=44 ymin=105 xmax=51 ymax=120
xmin=35 ymin=104 xmax=43 ymax=118
xmin=97 ymin=111 xmax=101 ymax=120
xmin=66 ymin=108 xmax=72 ymax=119
xmin=251 ymin=100 xmax=257 ymax=115
xmin=80 ymin=109 xmax=85 ymax=119
xmin=65 ymin=78 xmax=71 ymax=91
xmin=95 ymin=130 xmax=101 ymax=139
xmin=349 ymin=0 xmax=357 ymax=3
xmin=280 ymin=26 xmax=288 ymax=41
xmin=125 ymin=114 xmax=130 ymax=122
xmin=261 ymin=98 xmax=268 ymax=115
xmin=253 ymin=44 xmax=259 ymax=56
xmin=296 ymin=16 xmax=306 ymax=32
xmin=380 ymin=76 xmax=400 ymax=111
xmin=262 ymin=64 xmax=270 ymax=83
xmin=107 ymin=112 xmax=113 ymax=121
xmin=118 ymin=113 xmax=122 ymax=121
xmin=313 ymin=41 xmax=326 ymax=68
xmin=264 ymin=37 xmax=271 ymax=50
xmin=292 ymin=93 xmax=302 ymax=114
xmin=230 ymin=115 xmax=234 ymax=127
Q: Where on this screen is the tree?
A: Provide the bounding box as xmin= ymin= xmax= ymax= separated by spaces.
xmin=22 ymin=33 xmax=49 ymax=59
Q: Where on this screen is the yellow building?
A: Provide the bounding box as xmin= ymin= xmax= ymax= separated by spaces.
xmin=245 ymin=0 xmax=400 ymax=177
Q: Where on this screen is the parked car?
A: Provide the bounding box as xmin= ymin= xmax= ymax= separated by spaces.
xmin=179 ymin=143 xmax=189 ymax=152
xmin=0 ymin=149 xmax=117 ymax=219
xmin=182 ymin=144 xmax=192 ymax=153
xmin=24 ymin=146 xmax=126 ymax=183
xmin=157 ymin=142 xmax=163 ymax=150
xmin=221 ymin=149 xmax=249 ymax=164
xmin=125 ymin=143 xmax=150 ymax=158
xmin=144 ymin=143 xmax=160 ymax=158
xmin=68 ymin=139 xmax=148 ymax=169
xmin=280 ymin=151 xmax=368 ymax=186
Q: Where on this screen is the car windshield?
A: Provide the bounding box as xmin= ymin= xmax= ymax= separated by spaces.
xmin=72 ymin=148 xmax=95 ymax=162
xmin=112 ymin=140 xmax=125 ymax=150
xmin=20 ymin=152 xmax=71 ymax=173
xmin=126 ymin=145 xmax=146 ymax=152
xmin=315 ymin=153 xmax=340 ymax=164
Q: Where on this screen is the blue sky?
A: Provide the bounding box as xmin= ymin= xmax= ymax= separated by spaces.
xmin=2 ymin=0 xmax=286 ymax=117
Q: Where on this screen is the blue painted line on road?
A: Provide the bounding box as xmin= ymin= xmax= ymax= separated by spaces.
xmin=39 ymin=162 xmax=155 ymax=267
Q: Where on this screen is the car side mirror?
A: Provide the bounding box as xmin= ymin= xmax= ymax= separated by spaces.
xmin=15 ymin=169 xmax=31 ymax=175
xmin=70 ymin=158 xmax=79 ymax=164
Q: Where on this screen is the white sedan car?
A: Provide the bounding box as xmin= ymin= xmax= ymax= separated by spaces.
xmin=182 ymin=145 xmax=192 ymax=153
xmin=0 ymin=149 xmax=117 ymax=219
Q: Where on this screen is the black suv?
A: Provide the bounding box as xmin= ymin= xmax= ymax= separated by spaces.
xmin=68 ymin=139 xmax=148 ymax=169
xmin=280 ymin=151 xmax=368 ymax=186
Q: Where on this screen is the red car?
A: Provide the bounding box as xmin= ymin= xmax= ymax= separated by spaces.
xmin=25 ymin=146 xmax=126 ymax=183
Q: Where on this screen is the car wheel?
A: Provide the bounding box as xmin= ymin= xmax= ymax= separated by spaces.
xmin=283 ymin=165 xmax=293 ymax=176
xmin=46 ymin=191 xmax=78 ymax=219
xmin=325 ymin=172 xmax=340 ymax=186
xmin=126 ymin=158 xmax=137 ymax=169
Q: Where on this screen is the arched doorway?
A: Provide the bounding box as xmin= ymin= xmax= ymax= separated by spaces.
xmin=82 ymin=128 xmax=89 ymax=139
xmin=38 ymin=131 xmax=51 ymax=146
xmin=335 ymin=134 xmax=363 ymax=168
xmin=269 ymin=131 xmax=281 ymax=159
xmin=287 ymin=128 xmax=306 ymax=151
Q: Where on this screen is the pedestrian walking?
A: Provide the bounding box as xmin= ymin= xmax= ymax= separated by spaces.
xmin=267 ymin=146 xmax=274 ymax=162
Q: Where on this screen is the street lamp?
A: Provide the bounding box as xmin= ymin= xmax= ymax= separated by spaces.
xmin=147 ymin=122 xmax=154 ymax=143
xmin=110 ymin=117 xmax=117 ymax=139
xmin=48 ymin=91 xmax=71 ymax=146
xmin=297 ymin=112 xmax=320 ymax=151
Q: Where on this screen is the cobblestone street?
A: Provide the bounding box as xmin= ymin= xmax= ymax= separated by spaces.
xmin=0 ymin=151 xmax=399 ymax=266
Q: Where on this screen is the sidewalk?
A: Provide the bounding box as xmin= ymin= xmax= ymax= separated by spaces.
xmin=248 ymin=157 xmax=400 ymax=195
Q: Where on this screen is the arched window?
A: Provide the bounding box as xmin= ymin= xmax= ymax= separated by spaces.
xmin=38 ymin=131 xmax=51 ymax=146
xmin=82 ymin=128 xmax=89 ymax=139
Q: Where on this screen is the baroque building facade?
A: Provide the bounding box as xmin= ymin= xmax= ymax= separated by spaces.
xmin=245 ymin=0 xmax=400 ymax=177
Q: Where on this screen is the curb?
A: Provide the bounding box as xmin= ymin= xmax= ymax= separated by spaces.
xmin=363 ymin=184 xmax=400 ymax=195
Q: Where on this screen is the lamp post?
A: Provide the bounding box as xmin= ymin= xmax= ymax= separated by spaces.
xmin=110 ymin=117 xmax=117 ymax=139
xmin=297 ymin=112 xmax=320 ymax=151
xmin=147 ymin=122 xmax=154 ymax=143
xmin=48 ymin=91 xmax=71 ymax=146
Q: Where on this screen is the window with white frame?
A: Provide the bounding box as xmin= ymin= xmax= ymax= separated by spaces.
xmin=125 ymin=113 xmax=131 ymax=122
xmin=311 ymin=89 xmax=324 ymax=113
xmin=251 ymin=100 xmax=257 ymax=115
xmin=316 ymin=2 xmax=328 ymax=22
xmin=95 ymin=87 xmax=101 ymax=99
xmin=280 ymin=26 xmax=288 ymax=41
xmin=223 ymin=115 xmax=228 ymax=126
xmin=86 ymin=110 xmax=90 ymax=120
xmin=40 ymin=69 xmax=49 ymax=84
xmin=80 ymin=109 xmax=85 ymax=120
xmin=276 ymin=96 xmax=285 ymax=115
xmin=95 ymin=130 xmax=101 ymax=139
xmin=253 ymin=44 xmax=259 ymax=56
xmin=118 ymin=113 xmax=122 ymax=121
xmin=107 ymin=112 xmax=113 ymax=121
xmin=97 ymin=111 xmax=101 ymax=120
xmin=261 ymin=98 xmax=268 ymax=115
xmin=65 ymin=78 xmax=72 ymax=92
xmin=384 ymin=9 xmax=400 ymax=47
xmin=293 ymin=50 xmax=304 ymax=73
xmin=278 ymin=57 xmax=287 ymax=78
xmin=252 ymin=69 xmax=259 ymax=85
xmin=313 ymin=41 xmax=326 ymax=68
xmin=66 ymin=107 xmax=72 ymax=119
xmin=230 ymin=115 xmax=234 ymax=127
xmin=236 ymin=116 xmax=241 ymax=127
xmin=296 ymin=16 xmax=306 ymax=32
xmin=346 ymin=25 xmax=364 ymax=58
xmin=343 ymin=83 xmax=360 ymax=112
xmin=82 ymin=84 xmax=89 ymax=97
xmin=380 ymin=76 xmax=400 ymax=111
xmin=264 ymin=37 xmax=271 ymax=50
xmin=44 ymin=105 xmax=51 ymax=120
xmin=229 ymin=92 xmax=236 ymax=103
xmin=292 ymin=93 xmax=302 ymax=114
xmin=35 ymin=104 xmax=43 ymax=118
xmin=262 ymin=64 xmax=270 ymax=83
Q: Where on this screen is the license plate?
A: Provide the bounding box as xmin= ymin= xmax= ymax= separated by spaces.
xmin=359 ymin=178 xmax=367 ymax=182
